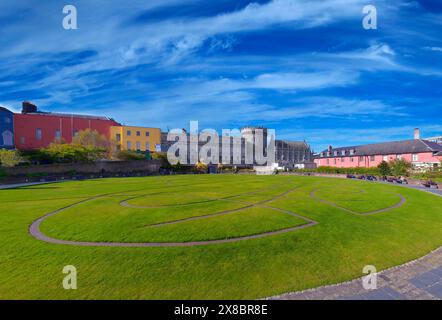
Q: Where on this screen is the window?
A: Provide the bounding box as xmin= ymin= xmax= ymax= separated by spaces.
xmin=350 ymin=149 xmax=355 ymax=155
xmin=333 ymin=159 xmax=337 ymax=165
xmin=370 ymin=155 xmax=375 ymax=161
xmin=20 ymin=137 xmax=25 ymax=144
xmin=145 ymin=131 xmax=150 ymax=137
xmin=73 ymin=130 xmax=79 ymax=137
xmin=4 ymin=117 xmax=11 ymax=124
xmin=341 ymin=150 xmax=346 ymax=156
xmin=396 ymin=154 xmax=402 ymax=160
xmin=35 ymin=128 xmax=42 ymax=140
xmin=341 ymin=157 xmax=345 ymax=162
xmin=116 ymin=134 xmax=121 ymax=142
xmin=412 ymin=154 xmax=419 ymax=162
xmin=136 ymin=131 xmax=141 ymax=136
xmin=136 ymin=141 xmax=141 ymax=151
xmin=55 ymin=130 xmax=61 ymax=140
xmin=145 ymin=142 xmax=150 ymax=150
xmin=334 ymin=151 xmax=338 ymax=156
xmin=127 ymin=141 xmax=132 ymax=150
xmin=127 ymin=130 xmax=131 ymax=136
xmin=359 ymin=156 xmax=364 ymax=162
xmin=383 ymin=155 xmax=388 ymax=161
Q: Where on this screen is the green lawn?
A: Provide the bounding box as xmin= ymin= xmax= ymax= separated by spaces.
xmin=1 ymin=174 xmax=442 ymax=299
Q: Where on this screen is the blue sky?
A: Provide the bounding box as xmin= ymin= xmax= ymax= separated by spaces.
xmin=0 ymin=0 xmax=441 ymax=152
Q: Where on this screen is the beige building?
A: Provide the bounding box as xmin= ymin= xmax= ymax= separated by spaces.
xmin=111 ymin=126 xmax=161 ymax=152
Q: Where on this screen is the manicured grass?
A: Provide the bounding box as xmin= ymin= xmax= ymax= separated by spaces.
xmin=1 ymin=174 xmax=442 ymax=299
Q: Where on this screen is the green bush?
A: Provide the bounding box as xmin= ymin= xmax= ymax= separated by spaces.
xmin=42 ymin=143 xmax=107 ymax=163
xmin=0 ymin=149 xmax=22 ymax=167
xmin=314 ymin=166 xmax=380 ymax=175
xmin=116 ymin=150 xmax=146 ymax=161
xmin=0 ymin=167 xmax=7 ymax=178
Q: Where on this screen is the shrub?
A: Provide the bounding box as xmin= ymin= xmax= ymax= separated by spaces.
xmin=194 ymin=162 xmax=208 ymax=173
xmin=314 ymin=166 xmax=380 ymax=175
xmin=0 ymin=149 xmax=22 ymax=167
xmin=116 ymin=150 xmax=146 ymax=161
xmin=377 ymin=161 xmax=391 ymax=176
xmin=389 ymin=159 xmax=412 ymax=177
xmin=42 ymin=143 xmax=107 ymax=163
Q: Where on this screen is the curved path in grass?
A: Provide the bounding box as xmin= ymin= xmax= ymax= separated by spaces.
xmin=310 ymin=189 xmax=406 ymax=215
xmin=29 ymin=184 xmax=407 ymax=248
xmin=29 ymin=187 xmax=317 ymax=247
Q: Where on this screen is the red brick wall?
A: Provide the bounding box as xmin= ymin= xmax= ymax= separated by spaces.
xmin=14 ymin=113 xmax=120 ymax=150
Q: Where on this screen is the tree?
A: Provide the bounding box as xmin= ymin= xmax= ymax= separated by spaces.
xmin=72 ymin=129 xmax=110 ymax=149
xmin=377 ymin=161 xmax=391 ymax=176
xmin=389 ymin=159 xmax=412 ymax=177
xmin=194 ymin=161 xmax=208 ymax=174
xmin=0 ymin=149 xmax=22 ymax=167
xmin=72 ymin=129 xmax=113 ymax=159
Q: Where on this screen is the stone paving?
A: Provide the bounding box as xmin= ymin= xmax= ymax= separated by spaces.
xmin=268 ymin=246 xmax=442 ymax=300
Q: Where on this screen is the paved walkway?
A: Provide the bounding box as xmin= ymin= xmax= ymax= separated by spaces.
xmin=269 ymin=246 xmax=442 ymax=300
xmin=0 ymin=181 xmax=58 ymax=190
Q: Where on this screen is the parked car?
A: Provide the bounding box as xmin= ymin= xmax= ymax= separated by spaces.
xmin=396 ymin=177 xmax=408 ymax=184
xmin=357 ymin=175 xmax=367 ymax=180
xmin=386 ymin=177 xmax=397 ymax=183
xmin=347 ymin=174 xmax=356 ymax=179
xmin=366 ymin=175 xmax=377 ymax=181
xmin=423 ymin=180 xmax=439 ymax=189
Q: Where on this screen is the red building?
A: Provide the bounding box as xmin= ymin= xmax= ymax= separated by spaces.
xmin=314 ymin=129 xmax=442 ymax=170
xmin=14 ymin=102 xmax=120 ymax=150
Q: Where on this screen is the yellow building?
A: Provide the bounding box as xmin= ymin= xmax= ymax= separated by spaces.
xmin=111 ymin=126 xmax=161 ymax=152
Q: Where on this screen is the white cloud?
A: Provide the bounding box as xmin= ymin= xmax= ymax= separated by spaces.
xmin=424 ymin=46 xmax=442 ymax=52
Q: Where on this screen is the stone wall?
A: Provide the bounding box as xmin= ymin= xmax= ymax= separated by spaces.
xmin=3 ymin=160 xmax=161 ymax=176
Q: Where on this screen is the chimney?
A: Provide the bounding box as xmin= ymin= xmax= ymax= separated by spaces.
xmin=414 ymin=128 xmax=420 ymax=140
xmin=328 ymin=145 xmax=333 ymax=152
xmin=22 ymin=101 xmax=38 ymax=114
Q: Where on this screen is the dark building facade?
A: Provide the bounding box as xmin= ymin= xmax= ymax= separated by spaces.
xmin=0 ymin=107 xmax=14 ymax=149
xmin=275 ymin=140 xmax=314 ymax=169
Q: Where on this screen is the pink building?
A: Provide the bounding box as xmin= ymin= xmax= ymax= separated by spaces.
xmin=314 ymin=129 xmax=442 ymax=170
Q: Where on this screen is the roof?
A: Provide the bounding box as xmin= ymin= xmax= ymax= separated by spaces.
xmin=317 ymin=139 xmax=442 ymax=158
xmin=0 ymin=106 xmax=13 ymax=113
xmin=275 ymin=140 xmax=309 ymax=147
xmin=18 ymin=111 xmax=118 ymax=122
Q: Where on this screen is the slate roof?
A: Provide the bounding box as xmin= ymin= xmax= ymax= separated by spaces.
xmin=317 ymin=139 xmax=442 ymax=158
xmin=19 ymin=111 xmax=117 ymax=122
xmin=0 ymin=106 xmax=13 ymax=113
